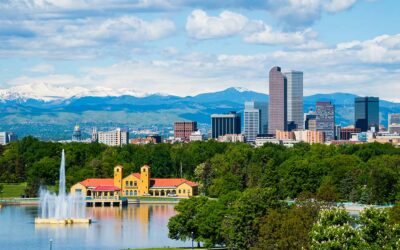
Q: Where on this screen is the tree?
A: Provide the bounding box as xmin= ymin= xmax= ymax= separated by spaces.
xmin=310 ymin=208 xmax=365 ymax=249
xmin=168 ymin=196 xmax=208 ymax=247
xmin=359 ymin=208 xmax=400 ymax=249
xmin=223 ymin=188 xmax=283 ymax=249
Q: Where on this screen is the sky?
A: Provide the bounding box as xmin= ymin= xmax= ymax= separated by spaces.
xmin=0 ymin=0 xmax=400 ymax=101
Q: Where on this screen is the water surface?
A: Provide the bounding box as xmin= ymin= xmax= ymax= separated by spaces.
xmin=0 ymin=204 xmax=189 ymax=250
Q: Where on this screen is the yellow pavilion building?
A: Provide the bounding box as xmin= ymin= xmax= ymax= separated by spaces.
xmin=70 ymin=165 xmax=198 ymax=201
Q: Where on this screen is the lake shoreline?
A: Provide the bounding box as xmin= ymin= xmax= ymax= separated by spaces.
xmin=0 ymin=197 xmax=181 ymax=206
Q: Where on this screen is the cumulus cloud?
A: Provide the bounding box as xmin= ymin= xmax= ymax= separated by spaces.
xmin=186 ymin=9 xmax=248 ymax=39
xmin=0 ymin=16 xmax=175 ymax=59
xmin=186 ymin=9 xmax=323 ymax=49
xmin=0 ymin=0 xmax=366 ymax=29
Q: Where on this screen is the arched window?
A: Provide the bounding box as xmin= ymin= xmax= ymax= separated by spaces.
xmin=134 ymin=190 xmax=138 ymax=196
xmin=125 ymin=190 xmax=128 ymax=196
xmin=178 ymin=190 xmax=181 ymax=194
xmin=125 ymin=181 xmax=128 ymax=186
xmin=86 ymin=190 xmax=91 ymax=196
xmin=130 ymin=181 xmax=133 ymax=186
xmin=134 ymin=181 xmax=137 ymax=187
xmin=183 ymin=189 xmax=186 ymax=194
xmin=130 ymin=190 xmax=133 ymax=196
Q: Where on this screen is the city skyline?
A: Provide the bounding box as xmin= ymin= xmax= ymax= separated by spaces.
xmin=0 ymin=1 xmax=400 ymax=101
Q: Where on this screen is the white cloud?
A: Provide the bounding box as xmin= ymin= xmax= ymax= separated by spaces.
xmin=185 ymin=9 xmax=324 ymax=49
xmin=186 ymin=9 xmax=248 ymax=39
xmin=244 ymin=25 xmax=319 ymax=46
xmin=0 ymin=16 xmax=175 ymax=59
xmin=324 ymin=0 xmax=358 ymax=12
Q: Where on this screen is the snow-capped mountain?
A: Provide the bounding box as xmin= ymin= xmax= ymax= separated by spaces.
xmin=0 ymin=82 xmax=146 ymax=102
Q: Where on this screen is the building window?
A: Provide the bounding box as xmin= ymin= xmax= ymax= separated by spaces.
xmin=125 ymin=190 xmax=128 ymax=196
xmin=134 ymin=190 xmax=137 ymax=196
xmin=86 ymin=190 xmax=91 ymax=196
xmin=183 ymin=190 xmax=186 ymax=194
xmin=125 ymin=181 xmax=128 ymax=186
xmin=188 ymin=189 xmax=190 ymax=194
xmin=130 ymin=181 xmax=133 ymax=186
xmin=178 ymin=190 xmax=181 ymax=194
xmin=134 ymin=181 xmax=137 ymax=187
xmin=143 ymin=168 xmax=146 ymax=172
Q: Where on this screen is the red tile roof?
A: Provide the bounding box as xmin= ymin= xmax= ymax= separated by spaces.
xmin=150 ymin=178 xmax=198 ymax=188
xmin=93 ymin=186 xmax=121 ymax=191
xmin=80 ymin=178 xmax=114 ymax=187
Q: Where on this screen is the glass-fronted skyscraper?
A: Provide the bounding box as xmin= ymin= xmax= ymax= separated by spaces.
xmin=268 ymin=66 xmax=287 ymax=134
xmin=284 ymin=70 xmax=304 ymax=130
xmin=211 ymin=112 xmax=241 ymax=139
xmin=244 ymin=101 xmax=268 ymax=142
xmin=316 ymin=101 xmax=335 ymax=141
xmin=355 ymin=97 xmax=379 ymax=132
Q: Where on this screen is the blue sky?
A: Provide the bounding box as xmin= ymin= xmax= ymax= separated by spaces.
xmin=0 ymin=0 xmax=399 ymax=101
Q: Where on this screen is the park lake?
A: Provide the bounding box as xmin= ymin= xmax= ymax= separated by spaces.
xmin=0 ymin=203 xmax=190 ymax=249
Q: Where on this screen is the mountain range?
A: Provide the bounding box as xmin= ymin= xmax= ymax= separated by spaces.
xmin=1 ymin=87 xmax=399 ymax=140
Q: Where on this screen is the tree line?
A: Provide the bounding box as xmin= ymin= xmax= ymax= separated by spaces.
xmin=0 ymin=136 xmax=399 ymax=204
xmin=168 ymin=192 xmax=400 ymax=249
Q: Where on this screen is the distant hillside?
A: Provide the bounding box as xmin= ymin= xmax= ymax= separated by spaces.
xmin=1 ymin=87 xmax=399 ymax=140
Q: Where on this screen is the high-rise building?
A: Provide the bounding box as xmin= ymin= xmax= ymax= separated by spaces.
xmin=243 ymin=101 xmax=268 ymax=142
xmin=0 ymin=132 xmax=17 ymax=145
xmin=268 ymin=67 xmax=304 ymax=134
xmin=304 ymin=110 xmax=317 ymax=130
xmin=316 ymin=101 xmax=335 ymax=141
xmin=268 ymin=66 xmax=287 ymax=134
xmin=284 ymin=70 xmax=304 ymax=130
xmin=72 ymin=124 xmax=82 ymax=141
xmin=355 ymin=97 xmax=379 ymax=132
xmin=98 ymin=128 xmax=129 ymax=146
xmin=388 ymin=114 xmax=400 ymax=134
xmin=211 ymin=112 xmax=241 ymax=139
xmin=174 ymin=121 xmax=197 ymax=141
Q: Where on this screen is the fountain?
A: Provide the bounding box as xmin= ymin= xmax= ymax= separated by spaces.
xmin=35 ymin=150 xmax=91 ymax=224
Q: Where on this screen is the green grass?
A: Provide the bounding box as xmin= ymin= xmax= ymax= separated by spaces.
xmin=0 ymin=182 xmax=27 ymax=198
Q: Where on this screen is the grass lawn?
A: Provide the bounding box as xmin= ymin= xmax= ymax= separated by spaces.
xmin=0 ymin=182 xmax=27 ymax=198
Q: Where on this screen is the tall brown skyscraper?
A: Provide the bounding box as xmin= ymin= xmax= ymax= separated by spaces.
xmin=268 ymin=66 xmax=287 ymax=134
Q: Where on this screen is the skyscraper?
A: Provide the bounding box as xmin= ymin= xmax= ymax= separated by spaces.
xmin=268 ymin=66 xmax=287 ymax=134
xmin=211 ymin=112 xmax=241 ymax=139
xmin=355 ymin=97 xmax=379 ymax=132
xmin=284 ymin=70 xmax=304 ymax=130
xmin=174 ymin=121 xmax=197 ymax=141
xmin=316 ymin=101 xmax=335 ymax=141
xmin=388 ymin=113 xmax=400 ymax=134
xmin=244 ymin=101 xmax=268 ymax=142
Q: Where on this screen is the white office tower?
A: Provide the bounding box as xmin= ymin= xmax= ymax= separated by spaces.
xmin=244 ymin=101 xmax=268 ymax=142
xmin=284 ymin=71 xmax=304 ymax=130
xmin=98 ymin=128 xmax=129 ymax=146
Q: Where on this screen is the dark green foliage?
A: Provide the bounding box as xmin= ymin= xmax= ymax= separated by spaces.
xmin=0 ymin=137 xmax=399 ymax=204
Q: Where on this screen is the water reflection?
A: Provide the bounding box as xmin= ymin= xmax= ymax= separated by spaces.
xmin=0 ymin=204 xmax=188 ymax=250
